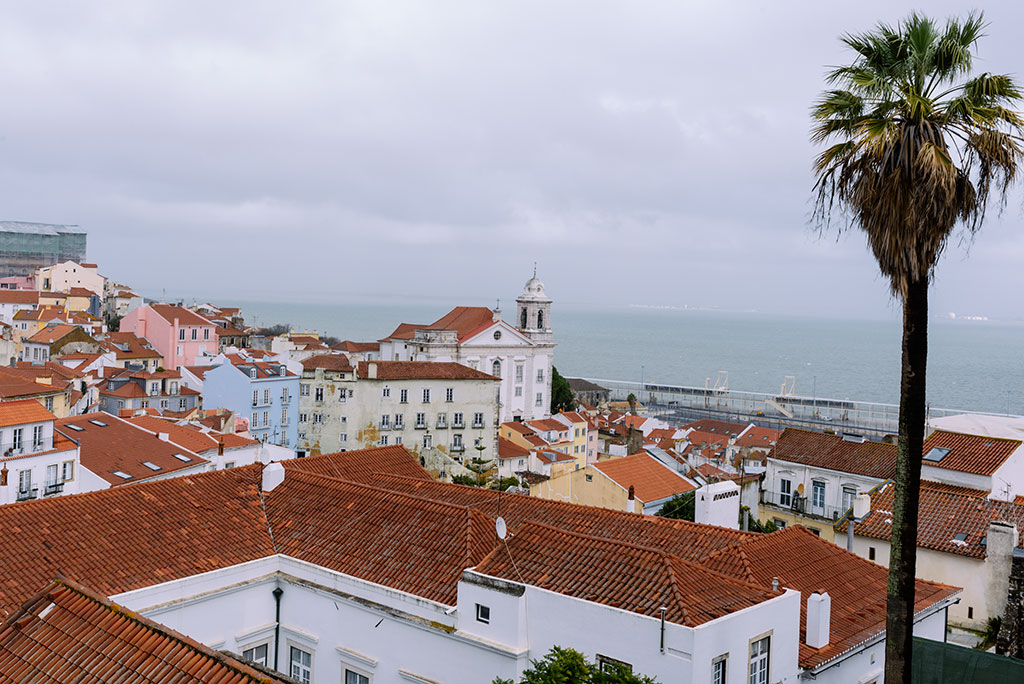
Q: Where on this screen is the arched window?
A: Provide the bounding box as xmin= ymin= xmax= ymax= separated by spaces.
xmin=520 ymin=308 xmax=528 ymax=329
xmin=492 ymin=359 xmax=502 ymax=378
xmin=537 ymin=310 xmax=544 ymax=330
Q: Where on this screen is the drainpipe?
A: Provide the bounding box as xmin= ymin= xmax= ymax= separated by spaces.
xmin=272 ymin=586 xmax=284 ymax=670
xmin=847 ymin=518 xmax=855 ymax=552
xmin=659 ymin=606 xmax=666 ymax=653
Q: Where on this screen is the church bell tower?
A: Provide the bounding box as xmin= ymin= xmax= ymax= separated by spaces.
xmin=516 ymin=267 xmax=552 ymax=345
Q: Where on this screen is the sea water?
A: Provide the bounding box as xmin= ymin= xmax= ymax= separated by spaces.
xmin=233 ymin=298 xmax=1024 ymax=415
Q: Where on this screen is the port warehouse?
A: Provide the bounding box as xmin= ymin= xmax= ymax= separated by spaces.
xmin=585 ymin=377 xmax=1006 ymax=438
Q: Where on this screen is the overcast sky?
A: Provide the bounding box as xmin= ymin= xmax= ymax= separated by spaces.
xmin=1 ymin=1 xmax=1022 ymax=319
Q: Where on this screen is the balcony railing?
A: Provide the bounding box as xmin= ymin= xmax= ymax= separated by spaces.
xmin=44 ymin=482 xmax=64 ymax=496
xmin=1 ymin=436 xmax=55 ymax=456
xmin=17 ymin=487 xmax=38 ymax=502
xmin=451 ymin=444 xmax=465 ymax=452
xmin=452 ymin=420 xmax=465 ymax=429
xmin=761 ymin=491 xmax=848 ymax=521
xmin=471 ymin=421 xmax=484 ymax=429
xmin=414 ymin=422 xmax=427 ymax=430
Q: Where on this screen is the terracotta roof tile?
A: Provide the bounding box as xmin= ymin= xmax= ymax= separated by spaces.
xmin=498 ymin=437 xmax=530 ymax=460
xmin=0 ymin=370 xmax=64 ymax=399
xmin=150 ymin=305 xmax=213 ymax=327
xmin=0 ymin=290 xmax=38 ymax=304
xmin=0 ymin=398 xmax=55 ymax=428
xmin=474 ymin=522 xmax=778 ymax=627
xmin=284 ymin=445 xmax=431 ymax=482
xmin=97 ymin=331 xmax=162 ymax=360
xmin=0 ymin=579 xmax=290 ymax=683
xmin=426 ymin=306 xmax=497 ymax=342
xmin=56 ymin=412 xmax=209 ymax=485
xmin=837 ymin=479 xmax=1024 ymax=559
xmin=684 ymin=419 xmax=749 ymax=436
xmin=735 ymin=425 xmax=781 ymax=449
xmin=127 ymin=415 xmax=257 ymax=454
xmin=357 ymin=361 xmax=498 ymax=381
xmin=332 ymin=340 xmax=380 ymax=353
xmin=922 ymin=429 xmax=1022 ymax=476
xmin=593 ymin=453 xmax=696 ymax=503
xmin=301 ymin=354 xmax=354 ymax=372
xmin=769 ymin=428 xmax=897 ymax=479
xmin=702 ymin=526 xmax=958 ymax=669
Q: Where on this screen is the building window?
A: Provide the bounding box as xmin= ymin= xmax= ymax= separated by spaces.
xmin=300 ymin=384 xmax=310 ymax=396
xmin=812 ymin=480 xmax=826 ymax=509
xmin=712 ymin=656 xmax=727 ymax=684
xmin=263 ymin=388 xmax=270 ymax=404
xmin=281 ymin=407 xmax=289 ymax=425
xmin=453 ymin=434 xmax=463 ymax=450
xmin=251 ymin=413 xmax=258 ymax=428
xmin=44 ymin=396 xmax=54 ymax=412
xmin=400 ymin=389 xmax=408 ymax=403
xmin=383 ymin=386 xmax=390 ymax=398
xmin=345 ymin=671 xmax=370 ymax=684
xmin=203 ymin=328 xmax=210 ymax=340
xmin=869 ymin=546 xmax=876 ymax=561
xmin=537 ymin=369 xmax=545 ymax=383
xmin=422 ymin=388 xmax=430 ymax=403
xmin=340 ymin=389 xmax=347 ymax=403
xmin=395 ymin=436 xmax=403 ymax=445
xmin=415 ymin=413 xmax=426 ymax=428
xmin=515 ymin=364 xmax=524 ymax=382
xmin=289 ymin=646 xmax=312 ymax=684
xmin=32 ymin=425 xmax=43 ymax=449
xmin=472 ymin=412 xmax=484 ymax=428
xmin=190 ymin=328 xmax=197 ymax=340
xmin=299 ymin=413 xmax=308 ymax=423
xmin=749 ymin=636 xmax=770 ymax=684
xmin=535 ymin=392 xmax=543 ymax=407
xmin=445 ymin=387 xmax=454 ymax=402
xmin=339 ymin=432 xmax=348 ymax=443
xmin=437 ymin=413 xmax=447 ymax=428
xmin=779 ymin=478 xmax=792 ymax=507
xmin=422 ymin=434 xmax=432 ymax=449
xmin=842 ymin=486 xmax=856 ymax=511
xmin=515 ymin=386 xmax=522 ymax=397
xmin=596 ymin=655 xmax=632 ymax=674
xmin=179 ymin=329 xmax=185 ymax=340
xmin=380 ymin=414 xmax=391 ymax=430
xmin=476 ymin=603 xmax=490 ymax=624
xmin=492 ymin=360 xmax=501 ymax=378
xmin=313 ymin=413 xmax=323 ymax=424
xmin=179 ymin=398 xmax=187 ymax=410
xmin=968 ymin=606 xmax=974 ymax=620
xmin=62 ymin=460 xmax=74 ymax=481
xmin=161 ymin=399 xmax=168 ymax=409
xmin=18 ymin=470 xmax=31 ymax=495
xmin=772 ymin=518 xmax=786 ymax=529
xmin=242 ymin=644 xmax=268 ymax=666
xmin=315 ymin=387 xmax=324 ymax=402
xmin=380 ymin=435 xmax=389 ymax=446
xmin=140 ymin=400 xmax=149 ymax=409
xmin=453 ymin=412 xmax=464 ymax=428
xmin=586 ymin=474 xmax=593 ymax=482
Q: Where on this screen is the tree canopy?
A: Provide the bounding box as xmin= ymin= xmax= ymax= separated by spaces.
xmin=550 ymin=366 xmax=575 ymax=413
xmin=493 ymin=647 xmax=657 ymax=684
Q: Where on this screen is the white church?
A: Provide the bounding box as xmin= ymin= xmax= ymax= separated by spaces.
xmin=378 ymin=271 xmax=555 ymax=422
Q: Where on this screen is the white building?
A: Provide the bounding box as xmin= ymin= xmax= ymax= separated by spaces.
xmin=35 ymin=260 xmax=105 ymax=296
xmin=0 ymin=447 xmax=959 ymax=684
xmin=297 ymin=356 xmax=500 ymax=462
xmin=378 ymin=272 xmax=555 ymax=422
xmin=0 ymin=399 xmax=80 ymax=504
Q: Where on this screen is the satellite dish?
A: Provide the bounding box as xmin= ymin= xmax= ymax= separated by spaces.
xmin=496 ymin=516 xmax=507 ymax=540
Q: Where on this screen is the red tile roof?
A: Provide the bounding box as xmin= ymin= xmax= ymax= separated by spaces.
xmin=769 ymin=428 xmax=897 ymax=479
xmin=0 ymin=579 xmax=290 ymax=683
xmin=426 ymin=306 xmax=497 ymax=342
xmin=25 ymin=324 xmax=82 ymax=344
xmin=684 ymin=419 xmax=749 ymax=436
xmin=498 ymin=437 xmax=530 ymax=461
xmin=97 ymin=331 xmax=162 ymax=359
xmin=0 ymin=467 xmax=271 ymax=614
xmin=921 ymin=429 xmax=1022 ymax=476
xmin=702 ymin=525 xmax=958 ymax=669
xmin=265 ymin=470 xmax=495 ymax=604
xmin=382 ymin=322 xmax=425 ymax=341
xmin=150 ymin=304 xmax=213 ymax=328
xmin=0 ymin=370 xmax=63 ymax=399
xmin=592 ymin=453 xmax=697 ymax=503
xmin=735 ymin=425 xmax=781 ymax=449
xmin=284 ymin=445 xmax=432 ymax=482
xmin=0 ymin=398 xmax=55 ymax=428
xmin=66 ymin=286 xmax=97 ymax=298
xmin=475 ymin=522 xmax=778 ymax=627
xmin=837 ymin=479 xmax=1024 ymax=559
xmin=301 ymin=354 xmax=354 ymax=372
xmin=333 ymin=340 xmax=380 ymax=352
xmin=0 ymin=290 xmax=38 ymax=304
xmin=127 ymin=415 xmax=257 ymax=454
xmin=357 ymin=361 xmax=498 ymax=381
xmin=527 ymin=418 xmax=567 ymax=433
xmin=56 ymin=412 xmax=209 ymax=485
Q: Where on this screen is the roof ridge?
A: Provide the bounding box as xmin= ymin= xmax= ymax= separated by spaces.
xmin=929 ymin=428 xmax=1022 ymax=445
xmin=27 ymin=578 xmax=285 ymax=683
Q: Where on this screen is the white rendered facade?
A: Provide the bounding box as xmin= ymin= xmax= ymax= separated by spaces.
xmin=378 ymin=274 xmax=555 ymax=423
xmin=0 ymin=415 xmax=80 ymax=504
xmin=298 ymin=363 xmax=500 ymax=460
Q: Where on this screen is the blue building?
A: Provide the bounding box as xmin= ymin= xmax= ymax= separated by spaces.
xmin=201 ymin=355 xmax=299 ymax=449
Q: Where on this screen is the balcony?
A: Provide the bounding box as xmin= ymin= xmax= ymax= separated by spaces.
xmin=44 ymin=482 xmax=64 ymax=496
xmin=414 ymin=423 xmax=427 ymax=430
xmin=452 ymin=420 xmax=465 ymax=429
xmin=436 ymin=420 xmax=448 ymax=430
xmin=281 ymin=395 xmax=292 ymax=405
xmin=471 ymin=421 xmax=484 ymax=429
xmin=761 ymin=491 xmax=848 ymax=522
xmin=451 ymin=444 xmax=465 ymax=453
xmin=17 ymin=487 xmax=38 ymax=502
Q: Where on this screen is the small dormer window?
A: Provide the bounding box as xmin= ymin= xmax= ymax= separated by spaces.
xmin=475 ymin=604 xmax=490 ymax=624
xmin=249 ymin=368 xmax=257 ymax=379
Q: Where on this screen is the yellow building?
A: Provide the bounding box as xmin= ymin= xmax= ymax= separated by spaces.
xmin=0 ymin=368 xmax=73 ymax=418
xmin=553 ymin=410 xmax=590 ymax=470
xmin=531 ymin=452 xmax=696 ymax=515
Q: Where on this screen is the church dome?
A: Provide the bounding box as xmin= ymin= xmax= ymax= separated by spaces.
xmin=518 ymin=271 xmax=551 ymax=302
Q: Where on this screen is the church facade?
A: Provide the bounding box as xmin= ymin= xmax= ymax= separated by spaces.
xmin=378 ymin=272 xmax=555 ymax=422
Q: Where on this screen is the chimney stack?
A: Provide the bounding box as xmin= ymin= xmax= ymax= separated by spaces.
xmin=262 ymin=462 xmax=285 ymax=492
xmin=985 ymin=521 xmax=1018 ymax=622
xmin=853 ymin=493 xmax=871 ymax=519
xmin=158 ymin=432 xmax=169 ymax=441
xmin=367 ymin=362 xmax=377 ymax=380
xmin=806 ymin=591 xmax=831 ymax=648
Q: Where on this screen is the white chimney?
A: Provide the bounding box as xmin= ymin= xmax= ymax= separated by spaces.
xmin=853 ymin=493 xmax=871 ymax=519
xmin=806 ymin=592 xmax=831 ymax=648
xmin=985 ymin=521 xmax=1018 ymax=621
xmin=367 ymin=362 xmax=377 ymax=379
xmin=262 ymin=462 xmax=285 ymax=492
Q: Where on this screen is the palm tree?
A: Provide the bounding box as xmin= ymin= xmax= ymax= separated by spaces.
xmin=812 ymin=12 xmax=1022 ymax=683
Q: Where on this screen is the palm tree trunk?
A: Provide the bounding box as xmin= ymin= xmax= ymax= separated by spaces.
xmin=884 ymin=277 xmax=929 ymax=684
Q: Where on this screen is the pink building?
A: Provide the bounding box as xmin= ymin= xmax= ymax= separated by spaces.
xmin=121 ymin=304 xmax=216 ymax=370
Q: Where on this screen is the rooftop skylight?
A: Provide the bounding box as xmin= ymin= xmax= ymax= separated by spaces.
xmin=64 ymin=424 xmax=84 ymax=432
xmin=88 ymin=420 xmax=107 ymax=427
xmin=172 ymin=453 xmax=192 ymax=462
xmin=113 ymin=471 xmax=132 ymax=479
xmin=142 ymin=461 xmax=161 ymax=471
xmin=924 ymin=447 xmax=951 ymax=463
